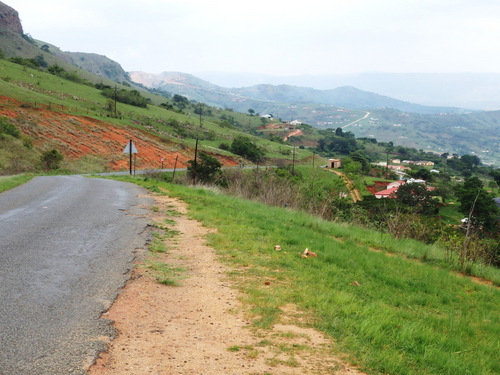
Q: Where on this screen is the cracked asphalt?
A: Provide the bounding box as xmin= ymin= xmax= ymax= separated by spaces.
xmin=0 ymin=175 xmax=152 ymax=374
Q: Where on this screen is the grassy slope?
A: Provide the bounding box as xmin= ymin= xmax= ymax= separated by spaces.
xmin=116 ymin=177 xmax=500 ymax=375
xmin=0 ymin=174 xmax=33 ymax=193
xmin=0 ymin=59 xmax=316 ymax=174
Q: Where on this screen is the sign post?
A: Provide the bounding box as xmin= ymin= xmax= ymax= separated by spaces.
xmin=123 ymin=140 xmax=138 ymax=175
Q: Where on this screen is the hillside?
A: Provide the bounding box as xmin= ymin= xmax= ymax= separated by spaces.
xmin=0 ymin=57 xmax=261 ymax=174
xmin=347 ymin=108 xmax=500 ymax=163
xmin=2 ymin=1 xmax=500 ymax=167
xmin=0 ymin=1 xmax=129 ymax=85
xmin=131 ymin=71 xmax=500 ymax=165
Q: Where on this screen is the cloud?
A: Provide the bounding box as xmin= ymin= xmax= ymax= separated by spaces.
xmin=11 ymin=0 xmax=500 ymax=75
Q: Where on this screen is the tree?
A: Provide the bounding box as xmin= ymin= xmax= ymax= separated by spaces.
xmin=396 ymin=182 xmax=439 ymax=215
xmin=343 ymin=160 xmax=362 ymax=175
xmin=349 ymin=150 xmax=370 ymax=174
xmin=455 ymin=177 xmax=499 ymax=231
xmin=489 ymin=169 xmax=500 ymax=187
xmin=172 ymin=94 xmax=189 ymax=110
xmin=414 ymin=168 xmax=433 ymax=182
xmin=248 ymin=108 xmax=255 ymax=116
xmin=230 ymin=136 xmax=264 ymax=163
xmin=460 ymin=154 xmax=481 ymax=170
xmin=187 ymin=152 xmax=222 ymax=184
xmin=48 ymin=64 xmax=65 ymax=75
xmin=41 ymin=149 xmax=63 ymax=170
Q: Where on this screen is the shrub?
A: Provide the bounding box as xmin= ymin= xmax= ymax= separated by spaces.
xmin=219 ymin=142 xmax=230 ymax=151
xmin=230 ymin=136 xmax=264 ymax=162
xmin=0 ymin=117 xmax=20 ymax=138
xmin=41 ymin=149 xmax=64 ymax=170
xmin=187 ymin=152 xmax=223 ymax=184
xmin=101 ymin=88 xmax=148 ymax=108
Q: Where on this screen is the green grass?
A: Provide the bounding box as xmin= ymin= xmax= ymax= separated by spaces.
xmin=147 ymin=260 xmax=185 ymax=286
xmin=122 ymin=177 xmax=500 ymax=375
xmin=438 ymin=203 xmax=463 ymax=225
xmin=0 ymin=174 xmax=34 ymax=193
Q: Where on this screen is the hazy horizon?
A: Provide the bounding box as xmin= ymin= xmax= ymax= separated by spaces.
xmin=11 ymin=0 xmax=500 ymax=77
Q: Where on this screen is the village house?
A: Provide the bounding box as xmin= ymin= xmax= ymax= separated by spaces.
xmin=374 ymin=186 xmax=399 ymax=199
xmin=327 ymin=159 xmax=342 ymax=169
xmin=388 ymin=165 xmax=411 ymax=172
xmin=402 ymin=160 xmax=435 ymax=167
xmin=373 ymin=179 xmax=434 ymax=199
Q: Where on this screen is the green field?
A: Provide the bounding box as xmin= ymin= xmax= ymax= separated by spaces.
xmin=116 ymin=176 xmax=500 ymax=375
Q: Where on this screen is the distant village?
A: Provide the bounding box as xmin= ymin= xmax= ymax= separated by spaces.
xmin=328 ymin=158 xmax=438 ymax=199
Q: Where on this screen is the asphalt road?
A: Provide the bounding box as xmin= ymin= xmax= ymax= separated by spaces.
xmin=0 ymin=176 xmax=152 ymax=374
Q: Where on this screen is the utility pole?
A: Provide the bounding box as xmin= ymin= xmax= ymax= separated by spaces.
xmin=129 ymin=140 xmax=133 ymax=175
xmin=172 ymin=155 xmax=178 ymax=180
xmin=199 ymin=104 xmax=202 ymax=128
xmin=114 ymin=85 xmax=117 ymax=118
xmin=386 ymin=152 xmax=389 ymax=179
xmin=193 ymin=136 xmax=199 ymax=184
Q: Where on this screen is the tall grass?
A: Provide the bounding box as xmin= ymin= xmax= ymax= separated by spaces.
xmin=118 ymin=176 xmax=500 ymax=375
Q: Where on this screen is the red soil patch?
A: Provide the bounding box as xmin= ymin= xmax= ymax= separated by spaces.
xmin=284 ymin=129 xmax=304 ymax=142
xmin=0 ymin=96 xmax=238 ymax=171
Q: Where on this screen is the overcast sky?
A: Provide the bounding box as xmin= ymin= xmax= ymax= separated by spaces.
xmin=9 ymin=0 xmax=500 ymax=76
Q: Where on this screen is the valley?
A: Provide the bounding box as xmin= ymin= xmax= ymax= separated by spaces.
xmin=131 ymin=71 xmax=500 ymax=166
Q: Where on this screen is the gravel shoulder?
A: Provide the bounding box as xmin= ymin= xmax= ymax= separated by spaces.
xmin=88 ymin=192 xmax=364 ymax=374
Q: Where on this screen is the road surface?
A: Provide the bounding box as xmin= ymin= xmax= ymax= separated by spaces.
xmin=342 ymin=111 xmax=370 ymax=129
xmin=0 ymin=175 xmax=152 ymax=374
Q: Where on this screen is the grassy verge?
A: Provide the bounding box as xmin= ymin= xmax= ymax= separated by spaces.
xmin=0 ymin=174 xmax=34 ymax=193
xmin=115 ymin=176 xmax=500 ymax=374
xmin=145 ymin=208 xmax=185 ymax=286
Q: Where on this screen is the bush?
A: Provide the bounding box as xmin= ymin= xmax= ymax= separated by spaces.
xmin=187 ymin=152 xmax=223 ymax=184
xmin=9 ymin=57 xmax=40 ymax=69
xmin=219 ymin=142 xmax=230 ymax=151
xmin=101 ymin=88 xmax=148 ymax=108
xmin=41 ymin=149 xmax=63 ymax=170
xmin=230 ymin=136 xmax=264 ymax=163
xmin=0 ymin=117 xmax=20 ymax=138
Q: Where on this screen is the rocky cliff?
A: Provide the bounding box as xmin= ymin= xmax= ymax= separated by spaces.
xmin=0 ymin=1 xmax=23 ymax=34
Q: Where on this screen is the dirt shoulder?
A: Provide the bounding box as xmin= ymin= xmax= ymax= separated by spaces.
xmin=87 ymin=193 xmax=364 ymax=374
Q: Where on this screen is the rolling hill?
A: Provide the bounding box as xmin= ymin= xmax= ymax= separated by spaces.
xmin=130 ymin=71 xmax=500 ymax=165
xmin=1 ymin=0 xmax=500 ymax=166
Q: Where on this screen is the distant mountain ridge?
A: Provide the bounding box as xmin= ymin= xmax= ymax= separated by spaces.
xmin=196 ymin=71 xmax=500 ymax=111
xmin=130 ymin=71 xmax=463 ymax=115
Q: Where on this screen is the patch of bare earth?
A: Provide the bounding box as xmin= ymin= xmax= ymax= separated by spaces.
xmin=88 ymin=193 xmax=364 ymax=375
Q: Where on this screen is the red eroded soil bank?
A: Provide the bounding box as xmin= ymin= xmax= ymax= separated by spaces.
xmin=0 ymin=96 xmax=238 ymax=171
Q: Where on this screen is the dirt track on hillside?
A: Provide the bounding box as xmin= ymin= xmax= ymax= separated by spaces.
xmin=87 ymin=192 xmax=365 ymax=374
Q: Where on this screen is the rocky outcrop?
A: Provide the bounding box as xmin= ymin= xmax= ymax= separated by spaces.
xmin=0 ymin=1 xmax=23 ymax=34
